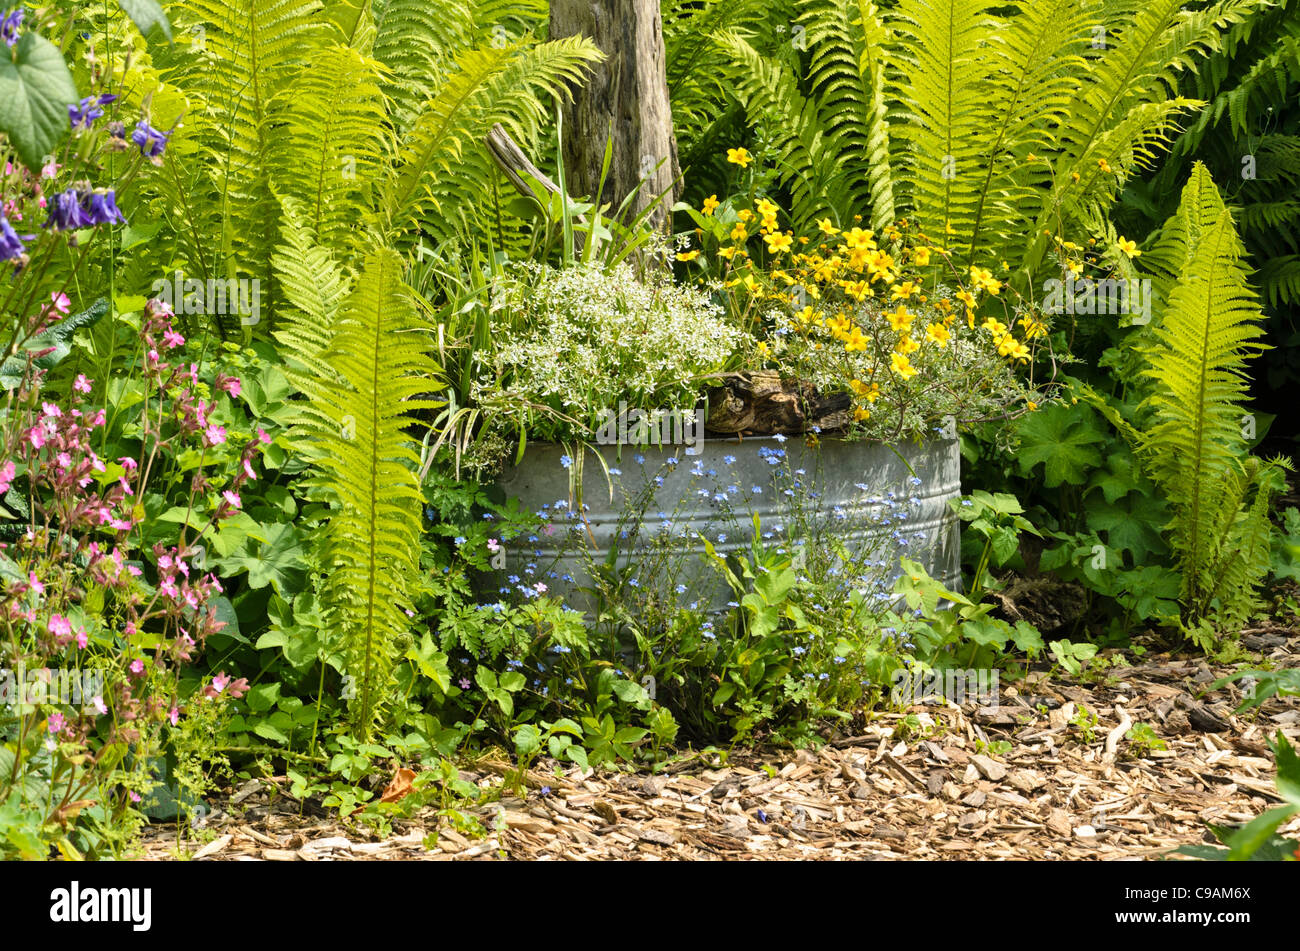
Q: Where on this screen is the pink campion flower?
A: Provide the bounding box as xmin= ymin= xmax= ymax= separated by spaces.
xmin=257 ymin=427 xmax=271 ymax=445
xmin=48 ymin=712 xmax=65 ymax=733
xmin=204 ymin=423 xmax=227 ymax=446
xmin=41 ymin=159 xmax=59 ymax=180
xmin=129 ymin=791 xmax=141 ymax=803
xmin=242 ymin=458 xmax=256 ymax=480
xmin=162 ymin=328 xmax=185 ymax=349
xmin=118 ymin=476 xmax=133 ymax=496
xmin=89 ymin=409 xmax=105 ymax=427
xmin=50 ymin=292 xmax=70 ymax=314
xmin=218 ymin=375 xmax=241 ymax=398
xmin=129 ymin=659 xmax=144 ymax=675
xmin=535 ymin=582 xmax=548 ymax=594
xmin=92 ymin=696 xmax=108 ymax=716
xmin=27 ymin=572 xmax=44 ymax=595
xmin=168 ymin=707 xmax=179 ymax=726
xmin=159 ymin=577 xmax=179 ymax=599
xmin=48 ymin=614 xmax=72 ymax=639
xmin=124 ymin=621 xmax=137 ymax=636
xmin=117 ymin=456 xmax=137 ymax=471
xmin=487 ymin=538 xmax=500 ymax=553
xmin=41 ymin=401 xmax=61 ymax=418
xmin=55 ymin=451 xmax=72 ymax=470
xmin=222 ymin=489 xmax=241 ymax=509
xmin=75 ymin=629 xmax=88 ymax=649
xmin=211 ymin=673 xmax=230 ymax=694
xmin=110 ymin=518 xmax=132 ymax=532
xmin=73 ymin=373 xmax=92 ymax=393
xmin=0 ymin=459 xmax=13 ymax=493
xmin=28 ymin=426 xmax=48 ymax=449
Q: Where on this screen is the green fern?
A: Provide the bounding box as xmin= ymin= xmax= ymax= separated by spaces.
xmin=286 ymin=248 xmax=444 ymax=739
xmin=1133 ymin=163 xmax=1284 ymax=632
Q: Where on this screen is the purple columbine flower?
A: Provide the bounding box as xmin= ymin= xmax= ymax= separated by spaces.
xmin=45 ymin=188 xmax=93 ymax=230
xmin=0 ymin=215 xmax=32 ymax=262
xmin=130 ymin=119 xmax=169 ymax=159
xmin=1 ymin=8 xmax=24 ymax=48
xmin=44 ymin=187 xmax=126 ymax=231
xmin=69 ymin=97 xmax=104 ymax=130
xmin=84 ymin=189 xmax=125 ymax=226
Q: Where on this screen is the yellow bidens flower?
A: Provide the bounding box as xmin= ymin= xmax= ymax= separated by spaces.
xmin=730 ymin=223 xmax=749 ymax=243
xmin=925 ymin=322 xmax=951 ymax=347
xmin=757 ymin=341 xmax=770 ymax=356
xmin=1098 ymin=158 xmax=1112 ymax=173
xmin=969 ymin=265 xmax=1001 ymax=295
xmin=844 ymin=327 xmax=869 ymax=352
xmin=764 ymin=231 xmax=794 ymax=254
xmin=912 ymin=246 xmax=931 ymax=266
xmin=702 ymin=195 xmax=720 ymax=216
xmin=1018 ymin=317 xmax=1047 ymax=339
xmin=818 ymin=218 xmax=840 ymax=236
xmin=887 ymin=304 xmax=912 ymax=332
xmin=955 ymin=290 xmax=976 ymax=310
xmin=890 ymin=352 xmax=918 ymax=380
xmin=850 ymin=379 xmax=880 ymax=402
xmin=675 ymin=249 xmax=700 ymax=262
xmin=853 ymin=407 xmax=871 ymax=421
xmin=1117 ymin=236 xmax=1141 ymax=258
xmin=891 ymin=280 xmax=919 ymax=301
xmin=726 ymin=147 xmax=753 ymax=168
xmin=981 ymin=316 xmax=1008 ymax=336
xmin=895 ymin=334 xmax=919 ymax=356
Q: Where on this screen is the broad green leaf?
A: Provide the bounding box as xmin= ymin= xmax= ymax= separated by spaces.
xmin=117 ymin=0 xmax=173 ymax=41
xmin=0 ymin=32 xmax=78 ymax=171
xmin=1015 ymin=404 xmax=1105 ymax=487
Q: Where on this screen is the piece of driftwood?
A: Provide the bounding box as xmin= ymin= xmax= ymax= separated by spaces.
xmin=485 ymin=124 xmax=586 ymax=224
xmin=704 ymin=370 xmax=852 ymax=436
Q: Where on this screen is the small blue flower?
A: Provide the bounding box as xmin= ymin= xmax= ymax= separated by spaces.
xmin=453 ymin=535 xmax=467 ymax=545
xmin=559 ymin=454 xmax=572 ymax=469
xmin=609 ymin=467 xmax=622 ymax=475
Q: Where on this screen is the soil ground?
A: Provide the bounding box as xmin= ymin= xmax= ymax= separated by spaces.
xmin=140 ymin=619 xmax=1300 ymax=861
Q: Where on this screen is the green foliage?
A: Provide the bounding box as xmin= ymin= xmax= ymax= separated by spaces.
xmin=705 ymin=0 xmax=1264 ymax=278
xmin=0 ymin=30 xmax=79 ymax=169
xmin=1118 ymin=163 xmax=1285 ymax=632
xmin=282 ymin=249 xmax=444 ymax=739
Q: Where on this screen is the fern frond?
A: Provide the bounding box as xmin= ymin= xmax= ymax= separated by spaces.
xmin=1137 ymin=162 xmax=1276 ymax=629
xmin=267 ymin=44 xmax=389 ymax=250
xmin=378 ymin=38 xmax=602 ymax=242
xmin=372 ymin=0 xmax=475 ymax=126
xmin=303 ymin=248 xmax=444 ymax=738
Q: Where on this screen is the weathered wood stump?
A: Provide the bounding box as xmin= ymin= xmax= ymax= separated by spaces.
xmin=705 ymin=370 xmax=852 ymax=436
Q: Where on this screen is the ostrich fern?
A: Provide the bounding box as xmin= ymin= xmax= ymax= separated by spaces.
xmin=1128 ymin=164 xmax=1285 ymax=635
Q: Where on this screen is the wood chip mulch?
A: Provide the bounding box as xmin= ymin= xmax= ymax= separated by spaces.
xmin=139 ymin=628 xmax=1300 ymax=861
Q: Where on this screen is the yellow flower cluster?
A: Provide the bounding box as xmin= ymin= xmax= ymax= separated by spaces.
xmin=693 ymin=184 xmax=1044 ymax=420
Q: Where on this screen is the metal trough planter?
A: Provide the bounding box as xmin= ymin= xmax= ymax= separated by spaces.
xmin=493 ymin=434 xmax=962 ymax=617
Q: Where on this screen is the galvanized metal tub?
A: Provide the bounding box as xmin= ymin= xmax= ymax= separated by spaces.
xmin=492 ymin=435 xmax=962 ymax=617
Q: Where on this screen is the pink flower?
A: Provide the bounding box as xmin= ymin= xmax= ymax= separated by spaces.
xmin=50 ymin=292 xmax=70 ymax=315
xmin=204 ymin=423 xmax=227 ymax=446
xmin=48 ymin=614 xmax=72 ymax=639
xmin=129 ymin=791 xmax=141 ymax=803
xmin=28 ymin=428 xmax=45 ymax=450
xmin=41 ymin=159 xmax=60 ymax=180
xmin=0 ymin=459 xmax=13 ymax=493
xmin=41 ymin=402 xmax=61 ymax=419
xmin=124 ymin=621 xmax=138 ymax=636
xmin=257 ymin=427 xmax=271 ymax=445
xmin=48 ymin=712 xmax=65 ymax=733
xmin=73 ymin=373 xmax=92 ymax=393
xmin=162 ymin=328 xmax=185 ymax=349
xmin=118 ymin=456 xmax=138 ymax=471
xmin=242 ymin=458 xmax=256 ymax=480
xmin=168 ymin=707 xmax=179 ymax=726
xmin=220 ymin=376 xmax=241 ymax=398
xmin=27 ymin=572 xmax=44 ymax=595
xmin=92 ymin=696 xmax=108 ymax=716
xmin=534 ymin=582 xmax=547 ymax=594
xmin=211 ymin=673 xmax=230 ymax=694
xmin=75 ymin=628 xmax=88 ymax=649
xmin=129 ymin=659 xmax=144 ymax=675
xmin=222 ymin=489 xmax=241 ymax=509
xmin=487 ymin=538 xmax=500 ymax=553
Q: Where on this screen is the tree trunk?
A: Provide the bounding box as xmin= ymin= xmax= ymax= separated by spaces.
xmin=549 ymin=0 xmax=679 ymax=233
